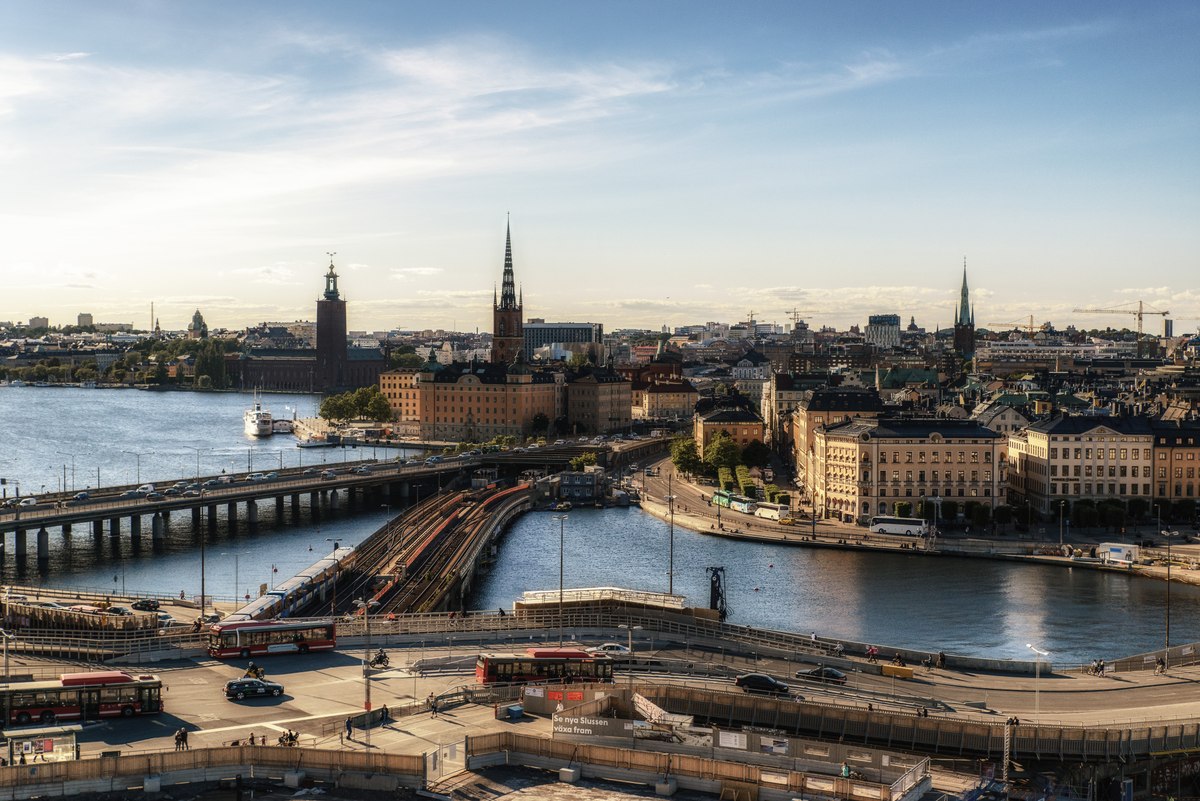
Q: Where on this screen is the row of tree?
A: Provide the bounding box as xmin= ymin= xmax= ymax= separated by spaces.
xmin=319 ymin=386 xmax=393 ymax=424
xmin=669 ymin=433 xmax=771 ymax=478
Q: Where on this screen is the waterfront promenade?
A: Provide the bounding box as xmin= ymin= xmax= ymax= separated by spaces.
xmin=636 ymin=458 xmax=1200 ymax=587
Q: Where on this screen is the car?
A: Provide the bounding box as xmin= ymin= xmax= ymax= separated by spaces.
xmin=246 ymin=473 xmax=265 ymax=482
xmin=136 ymin=484 xmax=156 ymax=494
xmin=145 ymin=492 xmax=164 ymax=501
xmin=554 ymin=440 xmax=565 ymax=446
xmin=185 ymin=483 xmax=201 ymax=491
xmin=72 ymin=491 xmax=90 ymax=502
xmin=26 ymin=600 xmax=67 ymax=609
xmin=69 ymin=604 xmax=103 ymax=614
xmin=794 ymin=666 xmax=847 ymax=685
xmin=303 ymin=468 xmax=319 ymax=476
xmin=18 ymin=497 xmax=39 ymax=507
xmin=586 ymin=643 xmax=631 ymax=655
xmin=224 ymin=678 xmax=284 ymax=700
xmin=163 ymin=487 xmax=181 ymax=496
xmin=351 ymin=466 xmax=370 ymax=475
xmin=320 ymin=470 xmax=336 ymax=480
xmin=156 ymin=612 xmax=184 ymax=627
xmin=131 ymin=599 xmax=160 ymax=612
xmin=578 ymin=437 xmax=588 ymax=443
xmin=105 ymin=606 xmax=135 ymax=616
xmin=735 ymin=673 xmax=792 ymax=697
xmin=263 ymin=472 xmax=279 ymax=481
xmin=468 ymin=450 xmax=481 ymax=457
xmin=183 ymin=489 xmax=201 ymax=497
xmin=202 ymin=479 xmax=221 ymax=488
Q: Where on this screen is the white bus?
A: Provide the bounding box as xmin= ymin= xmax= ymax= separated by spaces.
xmin=868 ymin=516 xmax=929 ymax=536
xmin=754 ymin=502 xmax=789 ymax=521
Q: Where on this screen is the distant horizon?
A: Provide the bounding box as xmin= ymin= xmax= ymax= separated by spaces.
xmin=2 ymin=2 xmax=1197 ymax=332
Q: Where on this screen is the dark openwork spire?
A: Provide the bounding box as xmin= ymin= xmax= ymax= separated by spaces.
xmin=498 ymin=219 xmax=518 ymax=310
xmin=957 ymin=259 xmax=972 ymax=326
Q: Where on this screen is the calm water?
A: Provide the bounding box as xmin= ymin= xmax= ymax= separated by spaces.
xmin=2 ymin=387 xmax=1197 ymax=662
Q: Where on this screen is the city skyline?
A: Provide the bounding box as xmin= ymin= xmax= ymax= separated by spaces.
xmin=1 ymin=2 xmax=1197 ymax=333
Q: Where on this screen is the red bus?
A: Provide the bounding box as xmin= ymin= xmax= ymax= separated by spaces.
xmin=207 ymin=619 xmax=336 ymax=659
xmin=475 ymin=648 xmax=613 ymax=684
xmin=1 ymin=671 xmax=163 ymax=726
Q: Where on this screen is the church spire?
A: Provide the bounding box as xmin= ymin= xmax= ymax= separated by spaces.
xmin=957 ymin=259 xmax=971 ymax=326
xmin=498 ymin=218 xmax=518 ymax=310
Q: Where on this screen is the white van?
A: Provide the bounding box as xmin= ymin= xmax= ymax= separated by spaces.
xmin=136 ymin=483 xmax=155 ymax=494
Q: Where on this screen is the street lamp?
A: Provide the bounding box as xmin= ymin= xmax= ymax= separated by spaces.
xmin=666 ymin=472 xmax=676 ymax=596
xmin=553 ymin=514 xmax=568 ymax=646
xmin=223 ymin=551 xmax=249 ymax=605
xmin=1162 ymin=524 xmax=1177 ymax=665
xmin=55 ymin=452 xmax=76 ymax=492
xmin=184 ymin=446 xmax=211 ymax=481
xmin=122 ymin=450 xmax=150 ymax=485
xmin=1058 ymin=501 xmax=1065 ymax=548
xmin=353 ymin=597 xmax=381 ymax=748
xmin=1026 ymin=643 xmax=1049 ymax=720
xmin=618 ymin=624 xmax=642 ymax=686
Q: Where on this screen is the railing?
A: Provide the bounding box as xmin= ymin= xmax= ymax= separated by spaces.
xmin=465 ymin=731 xmax=908 ymax=801
xmin=0 ymin=744 xmax=424 ymax=791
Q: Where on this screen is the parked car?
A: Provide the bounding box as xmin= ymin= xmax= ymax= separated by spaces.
xmin=131 ymin=599 xmax=160 ymax=612
xmin=224 ymin=678 xmax=284 ymax=700
xmin=156 ymin=612 xmax=183 ymax=628
xmin=105 ymin=606 xmax=135 ymax=617
xmin=794 ymin=666 xmax=847 ymax=685
xmin=735 ymin=673 xmax=792 ymax=697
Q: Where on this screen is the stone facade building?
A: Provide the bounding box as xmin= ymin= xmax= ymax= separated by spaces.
xmin=791 ymin=388 xmax=885 ymax=501
xmin=693 ymin=407 xmax=766 ymax=460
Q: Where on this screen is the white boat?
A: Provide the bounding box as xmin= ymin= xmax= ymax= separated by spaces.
xmin=8 ymin=380 xmax=24 ymax=387
xmin=271 ymin=419 xmax=294 ymax=434
xmin=243 ymin=396 xmax=273 ymax=437
xmin=296 ymin=437 xmax=335 ymax=448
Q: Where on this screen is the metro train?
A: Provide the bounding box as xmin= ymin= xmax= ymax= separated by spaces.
xmin=226 ymin=546 xmax=357 ymax=621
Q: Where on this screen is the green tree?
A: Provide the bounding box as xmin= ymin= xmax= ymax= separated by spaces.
xmin=740 ymin=440 xmax=771 ymax=468
xmin=319 ymin=394 xmax=353 ymax=424
xmin=895 ymin=501 xmax=913 ymax=517
xmin=392 ymin=352 xmax=425 ymax=368
xmin=569 ymin=452 xmax=598 ymax=471
xmin=703 ymin=432 xmax=741 ymax=473
xmin=669 ymin=437 xmax=704 ymax=477
xmin=365 ymin=391 xmax=393 ymax=422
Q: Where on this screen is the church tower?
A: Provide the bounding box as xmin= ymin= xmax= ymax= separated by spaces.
xmin=316 ymin=254 xmax=348 ymax=390
xmin=491 ymin=220 xmax=524 ymax=364
xmin=952 ymin=261 xmax=975 ymax=359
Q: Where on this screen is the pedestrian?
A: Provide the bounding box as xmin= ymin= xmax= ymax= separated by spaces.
xmin=810 ymin=631 xmax=816 ymax=642
xmin=381 ymin=704 xmax=389 ymax=724
xmin=174 ymin=730 xmax=182 ymax=751
xmin=1155 ymin=656 xmax=1166 ymax=675
xmin=497 ymin=607 xmax=505 ymax=617
xmin=1098 ymin=659 xmax=1106 ymax=677
xmin=345 ymin=716 xmax=353 ymax=740
xmin=936 ymin=651 xmax=946 ymax=670
xmin=248 ymin=731 xmax=255 ymax=747
xmin=181 ymin=728 xmax=189 ymax=750
xmin=841 ymin=762 xmax=850 ymax=778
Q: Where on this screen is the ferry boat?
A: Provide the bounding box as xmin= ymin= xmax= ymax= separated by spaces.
xmin=296 ymin=437 xmax=335 ymax=448
xmin=271 ymin=418 xmax=294 ymax=435
xmin=243 ymin=396 xmax=273 ymax=437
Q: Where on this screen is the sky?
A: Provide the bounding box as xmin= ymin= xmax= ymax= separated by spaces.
xmin=1 ymin=1 xmax=1197 ymax=336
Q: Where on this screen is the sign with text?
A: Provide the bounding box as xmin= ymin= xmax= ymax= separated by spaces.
xmin=552 ymin=713 xmax=634 ymax=739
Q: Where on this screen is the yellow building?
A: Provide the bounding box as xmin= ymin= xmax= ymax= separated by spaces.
xmin=814 ymin=418 xmax=1006 ymax=524
xmin=791 ymin=389 xmax=884 ymax=501
xmin=1152 ymin=421 xmax=1200 ymax=506
xmin=693 ymin=407 xmax=766 ymax=460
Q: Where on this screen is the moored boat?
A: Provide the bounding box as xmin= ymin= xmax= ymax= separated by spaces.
xmin=243 ymin=395 xmax=273 ymax=437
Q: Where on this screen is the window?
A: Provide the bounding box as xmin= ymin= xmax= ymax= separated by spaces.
xmin=971 ymin=452 xmax=979 ymax=463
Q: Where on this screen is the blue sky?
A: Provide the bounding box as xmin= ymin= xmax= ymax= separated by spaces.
xmin=1 ymin=1 xmax=1197 ymax=334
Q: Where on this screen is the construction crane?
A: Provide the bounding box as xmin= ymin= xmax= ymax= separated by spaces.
xmin=1073 ymin=300 xmax=1169 ymax=357
xmin=783 ymin=308 xmax=819 ymax=330
xmin=986 ymin=315 xmax=1049 ymax=339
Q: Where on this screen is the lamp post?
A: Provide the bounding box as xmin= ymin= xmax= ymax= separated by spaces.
xmin=353 ymin=598 xmax=380 ymax=748
xmin=223 ymin=551 xmax=249 ymax=604
xmin=666 ymin=472 xmax=676 ymax=596
xmin=55 ymin=452 xmax=76 ymax=492
xmin=1058 ymin=501 xmax=1065 ymax=547
xmin=184 ymin=446 xmax=210 ymax=481
xmin=618 ymin=623 xmax=642 ymax=686
xmin=1026 ymin=643 xmax=1049 ymax=720
xmin=553 ymin=514 xmax=568 ymax=646
xmin=122 ymin=450 xmax=149 ymax=485
xmin=1162 ymin=524 xmax=1177 ymax=665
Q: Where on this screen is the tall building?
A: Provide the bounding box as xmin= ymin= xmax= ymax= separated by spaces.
xmin=524 ymin=320 xmax=604 ymax=360
xmin=316 ymin=259 xmax=348 ymax=388
xmin=187 ymin=309 xmax=208 ymax=339
xmin=953 ymin=264 xmax=975 ymax=358
xmin=77 ymin=313 xmax=93 ymax=327
xmin=864 ymin=314 xmax=901 ymax=349
xmin=492 ymin=222 xmax=523 ymax=364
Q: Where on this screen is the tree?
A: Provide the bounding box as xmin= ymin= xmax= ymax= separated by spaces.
xmin=1126 ymin=498 xmax=1149 ymax=522
xmin=319 ymin=394 xmax=353 ymax=424
xmin=365 ymin=392 xmax=393 ymax=422
xmin=670 ymin=437 xmax=704 ymax=477
xmin=741 ymin=440 xmax=771 ymax=468
xmin=531 ymin=413 xmax=549 ymax=435
xmin=392 ymin=352 xmax=425 ymax=368
xmin=971 ymin=504 xmax=991 ymax=529
xmin=703 ymin=432 xmax=740 ymax=473
xmin=1173 ymin=499 xmax=1196 ymax=525
xmin=569 ymin=452 xmax=598 ymax=471
xmin=993 ymin=505 xmax=1014 ymax=526
xmin=940 ymin=500 xmax=959 ymax=522
xmin=895 ymin=501 xmax=913 ymax=517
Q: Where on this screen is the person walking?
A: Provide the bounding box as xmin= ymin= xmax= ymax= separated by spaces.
xmin=180 ymin=728 xmax=189 ymax=751
xmin=345 ymin=716 xmax=353 ymax=740
xmin=174 ymin=730 xmax=182 ymax=751
xmin=380 ymin=704 xmax=389 ymax=724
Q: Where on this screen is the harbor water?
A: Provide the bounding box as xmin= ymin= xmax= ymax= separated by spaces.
xmin=2 ymin=386 xmax=1197 ymax=663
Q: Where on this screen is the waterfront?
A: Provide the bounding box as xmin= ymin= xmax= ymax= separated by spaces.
xmin=3 ymin=389 xmax=1198 ymax=664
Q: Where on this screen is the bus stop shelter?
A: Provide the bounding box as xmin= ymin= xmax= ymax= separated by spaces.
xmin=2 ymin=724 xmax=81 ymax=764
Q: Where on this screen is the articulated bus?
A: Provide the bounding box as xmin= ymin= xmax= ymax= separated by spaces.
xmin=207 ymin=619 xmax=336 ymax=659
xmin=868 ymin=516 xmax=929 ymax=536
xmin=710 ymin=490 xmax=758 ymax=514
xmin=0 ymin=671 xmax=163 ymax=725
xmin=475 ymin=648 xmax=614 ymax=684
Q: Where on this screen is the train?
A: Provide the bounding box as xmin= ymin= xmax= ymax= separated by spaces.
xmin=226 ymin=546 xmax=357 ymax=621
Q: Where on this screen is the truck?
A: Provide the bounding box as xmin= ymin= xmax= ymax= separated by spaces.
xmin=1098 ymin=542 xmax=1138 ymax=566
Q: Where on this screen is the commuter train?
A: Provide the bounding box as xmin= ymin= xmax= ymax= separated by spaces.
xmin=226 ymin=546 xmax=357 ymax=621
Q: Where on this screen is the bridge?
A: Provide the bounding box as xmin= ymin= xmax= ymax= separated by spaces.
xmin=0 ymin=438 xmax=667 ymax=563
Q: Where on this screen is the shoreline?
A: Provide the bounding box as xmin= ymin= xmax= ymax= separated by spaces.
xmin=635 ymin=482 xmax=1200 ymax=589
